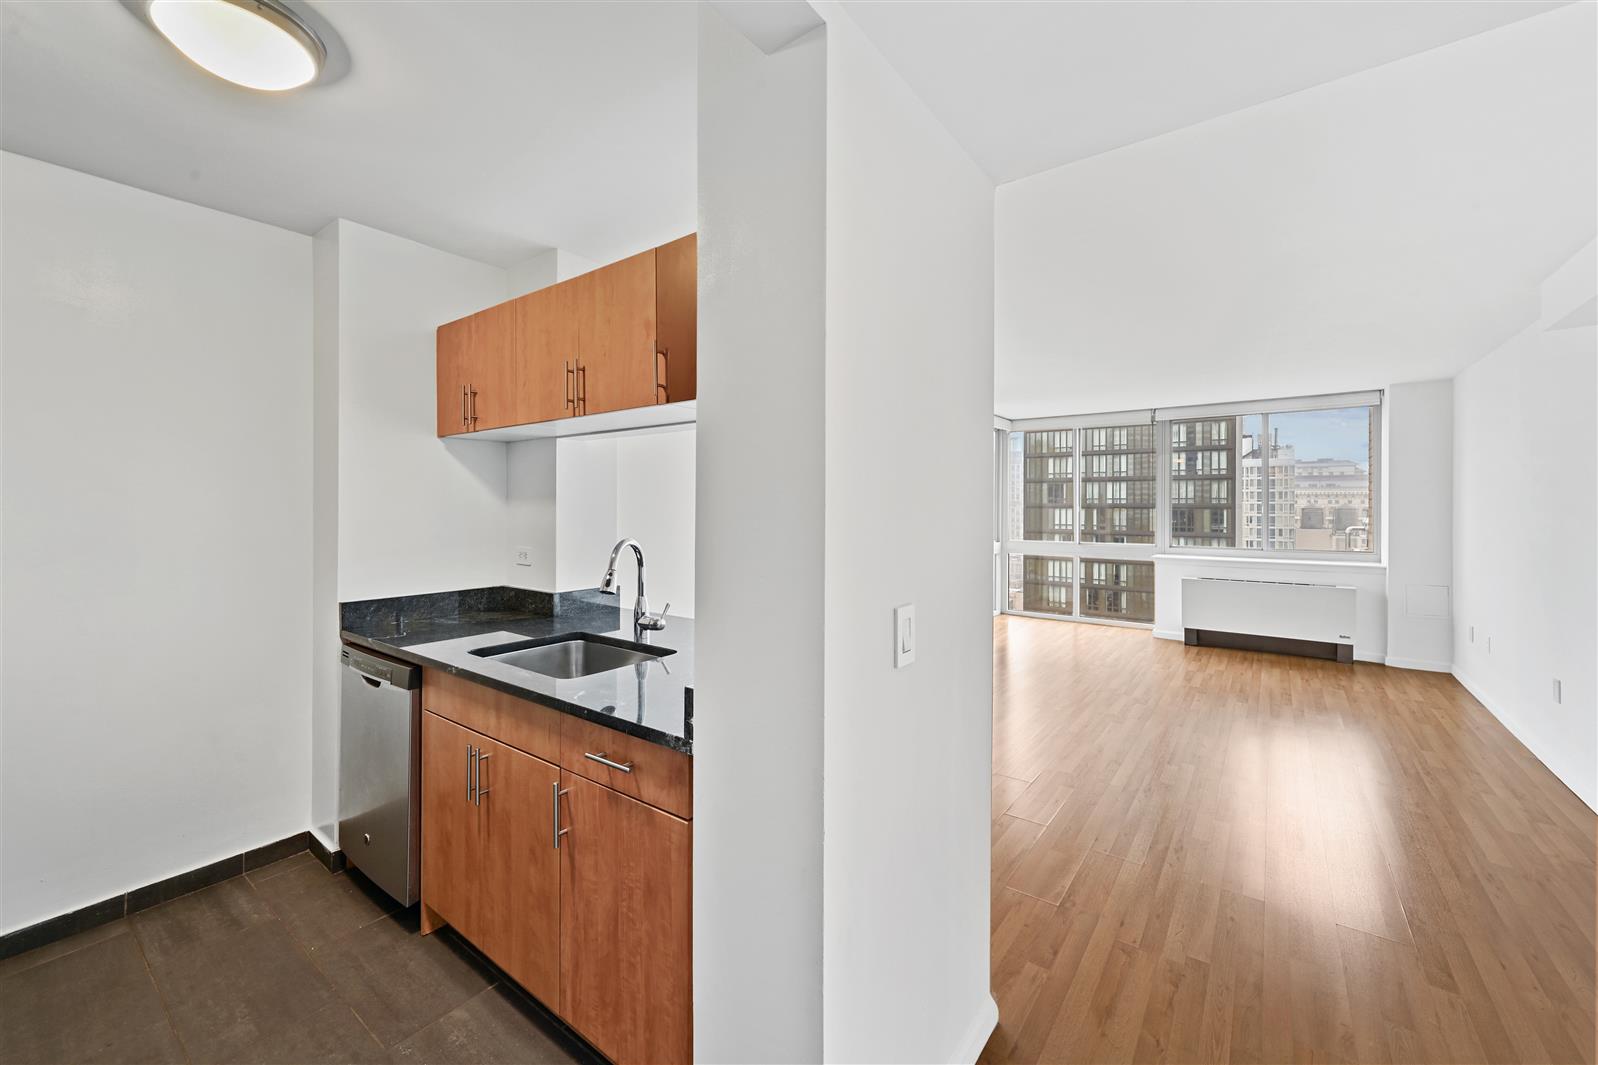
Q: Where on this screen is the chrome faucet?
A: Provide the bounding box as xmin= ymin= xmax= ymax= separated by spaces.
xmin=600 ymin=538 xmax=669 ymax=636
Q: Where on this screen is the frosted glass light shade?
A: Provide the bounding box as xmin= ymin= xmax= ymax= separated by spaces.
xmin=148 ymin=0 xmax=323 ymax=91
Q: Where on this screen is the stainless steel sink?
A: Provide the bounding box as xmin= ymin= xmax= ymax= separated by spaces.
xmin=469 ymin=634 xmax=672 ymax=680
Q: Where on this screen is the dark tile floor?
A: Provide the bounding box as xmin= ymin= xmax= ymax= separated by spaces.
xmin=0 ymin=853 xmax=595 ymax=1065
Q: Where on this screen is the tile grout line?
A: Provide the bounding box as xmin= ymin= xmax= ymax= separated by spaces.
xmin=128 ymin=919 xmax=193 ymax=1065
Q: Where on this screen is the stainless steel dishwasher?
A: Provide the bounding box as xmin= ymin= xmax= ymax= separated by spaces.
xmin=339 ymin=645 xmax=422 ymax=905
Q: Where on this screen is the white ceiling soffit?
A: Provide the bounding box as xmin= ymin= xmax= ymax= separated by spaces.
xmin=706 ymin=0 xmax=824 ymax=55
xmin=842 ymin=0 xmax=1569 ymax=183
xmin=0 ymin=1 xmax=696 ymax=267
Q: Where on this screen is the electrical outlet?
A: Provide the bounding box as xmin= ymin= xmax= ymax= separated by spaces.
xmin=1553 ymin=678 xmax=1562 ymax=704
xmin=512 ymin=545 xmax=534 ymax=567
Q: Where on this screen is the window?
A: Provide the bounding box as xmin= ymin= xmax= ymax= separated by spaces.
xmin=1009 ymin=555 xmax=1073 ymax=616
xmin=1016 ymin=431 xmax=1073 ymax=542
xmin=1079 ymin=559 xmax=1154 ymax=623
xmin=1265 ymin=407 xmax=1374 ymax=553
xmin=1168 ymin=414 xmax=1260 ymax=548
xmin=1079 ymin=424 xmax=1156 ymax=544
xmin=999 ymin=393 xmax=1381 ymax=628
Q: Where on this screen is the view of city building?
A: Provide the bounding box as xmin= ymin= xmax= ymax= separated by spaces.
xmin=1003 ymin=404 xmax=1375 ymax=623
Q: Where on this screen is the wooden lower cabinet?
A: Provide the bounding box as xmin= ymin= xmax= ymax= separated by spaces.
xmin=420 ymin=691 xmax=692 ymax=1065
xmin=420 ymin=713 xmax=561 ymax=1008
xmin=559 ymin=772 xmax=692 ymax=1065
xmin=420 ymin=712 xmax=481 ymax=942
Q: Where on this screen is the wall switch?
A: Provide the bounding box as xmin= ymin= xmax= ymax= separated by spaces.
xmin=513 ymin=546 xmax=534 ymax=567
xmin=894 ymin=604 xmax=916 ymax=669
xmin=1487 ymin=635 xmax=1492 ymax=654
xmin=1469 ymin=625 xmax=1475 ymax=644
xmin=1553 ymin=678 xmax=1562 ymax=704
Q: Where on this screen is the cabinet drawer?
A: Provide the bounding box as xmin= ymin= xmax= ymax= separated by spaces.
xmin=560 ymin=716 xmax=692 ymax=819
xmin=422 ymin=671 xmax=562 ymax=766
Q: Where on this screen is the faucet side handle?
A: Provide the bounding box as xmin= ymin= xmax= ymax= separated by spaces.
xmin=638 ymin=602 xmax=670 ymax=632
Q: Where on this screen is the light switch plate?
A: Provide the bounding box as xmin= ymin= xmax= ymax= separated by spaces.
xmin=513 ymin=545 xmax=534 ymax=567
xmin=894 ymin=604 xmax=916 ymax=669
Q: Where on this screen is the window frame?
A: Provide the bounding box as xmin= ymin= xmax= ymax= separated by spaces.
xmin=1000 ymin=395 xmax=1383 ymax=627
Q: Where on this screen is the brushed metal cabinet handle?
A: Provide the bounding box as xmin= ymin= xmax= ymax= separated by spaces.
xmin=576 ymin=362 xmax=587 ymax=414
xmin=466 ymin=744 xmax=475 ymax=802
xmin=552 ymin=781 xmax=571 ymax=848
xmin=461 ymin=385 xmax=469 ymax=429
xmin=475 ymin=752 xmax=491 ymax=806
xmin=468 ymin=386 xmax=478 ymax=428
xmin=656 ymin=349 xmax=669 ymax=404
xmin=583 ymin=751 xmax=633 ymax=774
xmin=565 ymin=360 xmax=575 ymax=412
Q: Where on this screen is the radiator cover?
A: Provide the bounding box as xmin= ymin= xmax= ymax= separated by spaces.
xmin=1181 ymin=576 xmax=1355 ymax=649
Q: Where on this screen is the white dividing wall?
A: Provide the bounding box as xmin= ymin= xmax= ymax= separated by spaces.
xmin=614 ymin=428 xmax=696 ymax=618
xmin=1453 ymin=272 xmax=1596 ymax=810
xmin=1 ymin=152 xmax=313 ymax=932
xmin=695 ymin=9 xmax=827 ymax=1060
xmin=817 ymin=5 xmax=997 ymax=1061
xmin=1383 ymin=380 xmax=1454 ymax=671
xmin=332 ymin=221 xmax=511 ymax=601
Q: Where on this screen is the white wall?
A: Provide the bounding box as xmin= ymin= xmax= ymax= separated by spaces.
xmin=1383 ymin=380 xmax=1454 ymax=671
xmin=1 ymin=152 xmax=313 ymax=932
xmin=818 ymin=5 xmax=996 ymax=1061
xmin=694 ymin=9 xmax=827 ymax=1060
xmin=615 ymin=429 xmax=696 ymax=618
xmin=332 ymin=221 xmax=511 ymax=601
xmin=994 ymin=2 xmax=1596 ymax=419
xmin=1453 ymin=263 xmax=1596 ymax=809
xmin=553 ymin=436 xmax=618 ymax=593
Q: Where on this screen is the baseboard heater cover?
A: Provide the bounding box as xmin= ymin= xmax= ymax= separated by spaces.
xmin=1181 ymin=576 xmax=1355 ymax=663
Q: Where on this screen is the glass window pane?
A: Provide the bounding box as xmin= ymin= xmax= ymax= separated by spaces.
xmin=1078 ymin=558 xmax=1155 ymax=623
xmin=1009 ymin=554 xmax=1073 ymax=615
xmin=1013 ymin=430 xmax=1074 ymax=542
xmin=1169 ymin=414 xmax=1260 ymax=548
xmin=1267 ymin=407 xmax=1373 ymax=553
xmin=1078 ymin=424 xmax=1155 ymax=544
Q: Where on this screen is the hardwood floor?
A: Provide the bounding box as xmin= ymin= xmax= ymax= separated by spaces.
xmin=982 ymin=616 xmax=1596 ymax=1065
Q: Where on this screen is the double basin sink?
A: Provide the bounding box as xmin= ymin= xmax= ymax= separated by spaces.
xmin=470 ymin=632 xmax=674 ymax=680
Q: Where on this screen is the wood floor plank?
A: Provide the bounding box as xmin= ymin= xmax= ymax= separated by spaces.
xmin=981 ymin=616 xmax=1597 ymax=1065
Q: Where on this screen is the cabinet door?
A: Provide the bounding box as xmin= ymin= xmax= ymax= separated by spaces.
xmin=460 ymin=301 xmax=519 ymax=431
xmin=578 ymin=250 xmax=657 ymax=416
xmin=475 ymin=736 xmax=562 ymax=1009
xmin=654 ymin=234 xmax=697 ymax=405
xmin=559 ymin=772 xmax=691 ymax=1065
xmin=436 ymin=318 xmax=474 ymax=436
xmin=420 ymin=711 xmax=479 ymax=941
xmin=513 ymin=282 xmax=581 ymax=425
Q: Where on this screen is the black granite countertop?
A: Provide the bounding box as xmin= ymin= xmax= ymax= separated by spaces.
xmin=340 ymin=588 xmax=693 ymax=754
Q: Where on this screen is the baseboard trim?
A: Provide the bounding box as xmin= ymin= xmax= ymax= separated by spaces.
xmin=309 ymin=828 xmax=346 ymax=873
xmin=1386 ymin=656 xmax=1453 ymax=673
xmin=0 ymin=831 xmax=311 ymax=961
xmin=951 ymin=994 xmax=1000 ymax=1064
xmin=1453 ymin=668 xmax=1598 ymax=814
xmin=1152 ymin=628 xmax=1183 ymax=642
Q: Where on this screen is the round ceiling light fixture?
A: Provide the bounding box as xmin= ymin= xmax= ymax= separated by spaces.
xmin=146 ymin=0 xmax=326 ymax=91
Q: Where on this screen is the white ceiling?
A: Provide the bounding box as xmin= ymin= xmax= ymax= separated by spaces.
xmin=843 ymin=0 xmax=1567 ymax=183
xmin=992 ymin=3 xmax=1596 ymax=419
xmin=0 ymin=1 xmax=696 ymax=267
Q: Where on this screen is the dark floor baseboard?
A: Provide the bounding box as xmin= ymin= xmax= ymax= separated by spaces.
xmin=1185 ymin=626 xmax=1353 ymax=662
xmin=308 ymin=831 xmax=346 ymax=873
xmin=0 ymin=830 xmax=312 ymax=961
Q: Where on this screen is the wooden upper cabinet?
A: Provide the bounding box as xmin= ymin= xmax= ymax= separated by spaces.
xmin=655 ymin=234 xmax=697 ymax=405
xmin=437 ymin=300 xmax=517 ymax=435
xmin=437 ymin=235 xmax=696 ymax=436
xmin=578 ymin=250 xmax=658 ymax=416
xmin=559 ymin=771 xmax=692 ymax=1065
xmin=513 ymin=281 xmax=581 ymax=425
